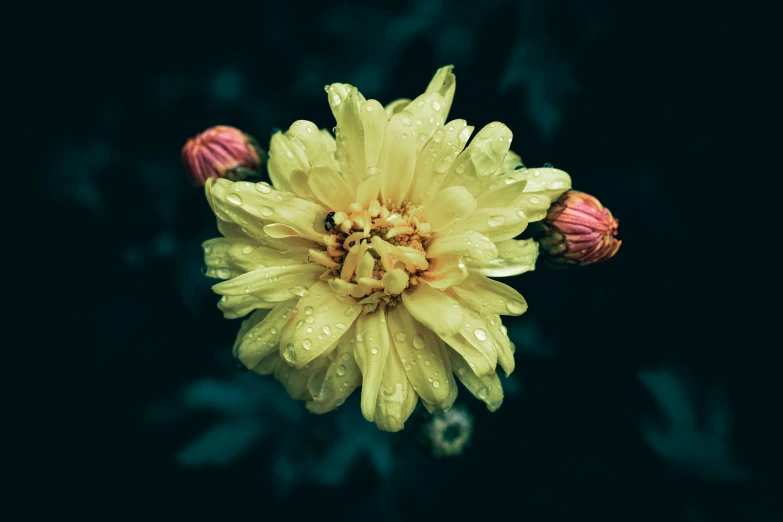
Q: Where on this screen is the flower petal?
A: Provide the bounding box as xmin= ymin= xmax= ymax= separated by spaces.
xmin=440 ymin=122 xmax=513 ymax=195
xmin=402 ymin=92 xmax=449 ymax=155
xmin=384 ymin=98 xmax=410 ymax=118
xmin=520 ymin=167 xmax=572 ymax=202
xmin=452 ymin=270 xmax=528 ymax=316
xmin=419 ymin=255 xmax=468 ymax=289
xmin=514 ymin=192 xmax=553 ymax=223
xmin=471 ymin=238 xmax=539 ymax=277
xmin=327 ymin=85 xmax=366 ymax=190
xmin=401 ymin=282 xmax=463 ymax=337
xmin=202 ymin=237 xmax=310 ymax=279
xmin=233 ymin=300 xmax=299 ymax=369
xmin=387 ymin=305 xmax=453 ymax=410
xmin=280 ymin=281 xmax=362 ymax=368
xmin=208 ymin=178 xmax=327 ymax=241
xmin=217 ymin=294 xmax=272 ymax=319
xmin=286 ymin=120 xmax=333 ymax=168
xmin=418 ymin=186 xmax=477 ymax=232
xmin=481 ymin=311 xmax=515 ymax=376
xmin=267 ymin=131 xmax=308 ymax=191
xmin=475 ymin=178 xmax=528 ymax=209
xmin=355 ymin=173 xmax=380 ymax=207
xmin=354 ymin=309 xmax=391 ymax=422
xmin=289 ymin=169 xmax=317 ymax=200
xmin=360 ymin=99 xmax=388 ymax=169
xmin=373 ymin=338 xmax=419 ymax=432
xmin=275 ymin=356 xmax=330 ymax=400
xmin=378 ymin=110 xmax=417 ymax=207
xmin=425 ymin=231 xmax=498 ymax=263
xmin=424 ymin=65 xmax=456 ymax=119
xmin=448 ymin=203 xmax=529 ymax=242
xmin=212 ymin=264 xmax=323 ymax=304
xmin=307 ymin=325 xmax=363 ymax=413
xmin=449 ymin=350 xmax=504 ymax=411
xmin=408 ymin=120 xmax=473 ymax=205
xmin=308 ymin=165 xmax=355 ymax=211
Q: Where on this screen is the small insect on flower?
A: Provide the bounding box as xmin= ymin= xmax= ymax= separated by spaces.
xmin=199 ymin=65 xmax=576 ymax=432
xmin=324 ymin=212 xmax=336 ymax=231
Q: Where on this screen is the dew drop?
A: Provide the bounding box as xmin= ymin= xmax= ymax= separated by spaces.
xmin=256 ymin=183 xmax=272 ymax=194
xmin=270 ymin=327 xmax=278 ymax=335
xmin=474 ymin=328 xmax=488 ymax=341
xmin=337 ymin=364 xmax=346 ymax=376
xmin=371 ymin=347 xmax=379 ymax=355
xmin=336 ymin=323 xmax=346 ymax=330
xmin=241 ymin=246 xmax=254 ymax=255
xmin=432 ymin=379 xmax=440 ymax=388
xmin=529 ymin=196 xmax=540 ymax=204
xmin=226 ymin=193 xmax=243 ymax=206
xmin=424 ymin=360 xmax=431 ymax=366
xmin=260 ymin=206 xmax=273 ymax=217
xmin=303 ymin=339 xmax=312 ymax=350
xmin=304 ymin=306 xmax=314 ymax=315
xmin=290 ymin=285 xmax=310 ymax=297
xmin=412 ymin=333 xmax=425 ymax=349
xmin=216 ymin=267 xmax=231 ymax=279
xmin=364 ymin=103 xmax=374 ymax=111
xmin=458 ymin=368 xmax=467 ymax=376
xmin=488 ymin=215 xmax=506 ymax=227
xmin=432 ymin=101 xmax=441 ymax=111
xmin=394 ymin=332 xmax=407 ymax=343
xmin=322 ymin=325 xmax=332 ymax=335
xmin=477 ymin=387 xmax=489 ymax=400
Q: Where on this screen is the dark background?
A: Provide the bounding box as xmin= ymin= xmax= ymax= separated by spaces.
xmin=36 ymin=1 xmax=774 ymax=520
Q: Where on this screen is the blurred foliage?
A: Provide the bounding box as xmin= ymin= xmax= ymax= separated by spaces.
xmin=35 ymin=0 xmax=776 ymax=520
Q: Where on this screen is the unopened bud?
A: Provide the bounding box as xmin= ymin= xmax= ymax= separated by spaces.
xmin=536 ymin=190 xmax=621 ymax=266
xmin=181 ymin=125 xmax=264 ymax=187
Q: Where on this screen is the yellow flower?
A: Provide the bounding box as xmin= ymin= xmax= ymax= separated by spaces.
xmin=202 ymin=66 xmax=571 ymax=431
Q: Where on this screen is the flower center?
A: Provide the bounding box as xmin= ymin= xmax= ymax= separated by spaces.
xmin=309 ymin=200 xmax=431 ymax=310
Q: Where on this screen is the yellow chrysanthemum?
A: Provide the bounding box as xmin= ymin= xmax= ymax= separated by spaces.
xmin=202 ymin=66 xmax=571 ymax=431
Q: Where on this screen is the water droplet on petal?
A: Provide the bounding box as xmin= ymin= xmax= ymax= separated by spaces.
xmin=458 ymin=368 xmax=467 ymax=376
xmin=394 ymin=332 xmax=407 ymax=343
xmin=323 ymin=325 xmax=332 ymax=335
xmin=227 ymin=193 xmax=243 ymax=206
xmin=303 ymin=339 xmax=313 ymax=350
xmin=256 ymin=183 xmax=272 ymax=194
xmin=412 ymin=333 xmax=425 ymax=349
xmin=304 ymin=306 xmax=314 ymax=315
xmin=336 ymin=323 xmax=346 ymax=330
xmin=432 ymin=379 xmax=440 ymax=388
xmin=337 ymin=364 xmax=346 ymax=376
xmin=260 ymin=206 xmax=273 ymax=217
xmin=371 ymin=347 xmax=378 ymax=355
xmin=488 ymin=215 xmax=506 ymax=227
xmin=241 ymin=246 xmax=253 ymax=255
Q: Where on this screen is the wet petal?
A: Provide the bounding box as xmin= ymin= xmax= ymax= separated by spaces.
xmin=387 ymin=305 xmax=453 ymax=409
xmin=452 ymin=270 xmax=528 ymax=316
xmin=286 ymin=120 xmax=333 ymax=168
xmin=267 ymin=131 xmax=308 ymax=191
xmin=402 ymin=92 xmax=449 ymax=155
xmin=208 ymin=178 xmax=327 ymax=241
xmin=378 ymin=110 xmax=417 ymax=207
xmin=408 ymin=120 xmax=473 ymax=204
xmin=482 ymin=311 xmax=515 ymax=376
xmin=327 ymin=85 xmax=366 ymax=190
xmin=280 ymin=281 xmax=362 ymax=368
xmin=425 ymin=231 xmax=498 ymax=263
xmin=275 ymin=356 xmax=330 ymax=400
xmin=217 ymin=294 xmax=272 ymax=319
xmin=475 ymin=178 xmax=528 ymax=209
xmin=418 ymin=186 xmax=477 ymax=232
xmin=449 ymin=350 xmax=504 ymax=411
xmin=514 ymin=192 xmax=553 ymax=223
xmin=234 ymin=300 xmax=298 ymax=368
xmin=419 ymin=255 xmax=468 ymax=289
xmin=212 ymin=264 xmax=323 ymax=304
xmin=355 ymin=173 xmax=380 ymax=207
xmin=354 ymin=309 xmax=391 ymax=422
xmin=471 ymin=238 xmax=539 ymax=277
xmin=202 ymin=237 xmax=310 ymax=279
xmin=308 ymin=165 xmax=355 ymax=211
xmin=424 ymin=65 xmax=456 ymax=119
xmin=360 ymin=99 xmax=388 ymax=169
xmin=401 ymin=282 xmax=463 ymax=337
xmin=449 ymin=203 xmax=529 ymax=242
xmin=306 ymin=326 xmax=363 ymax=413
xmin=520 ymin=167 xmax=572 ymax=202
xmin=384 ymin=98 xmax=410 ymax=118
xmin=440 ymin=122 xmax=513 ymax=195
xmin=374 ymin=339 xmax=418 ymax=432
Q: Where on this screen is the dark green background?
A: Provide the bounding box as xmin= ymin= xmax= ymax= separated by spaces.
xmin=36 ymin=1 xmax=772 ymax=520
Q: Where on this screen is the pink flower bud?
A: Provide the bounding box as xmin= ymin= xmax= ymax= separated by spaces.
xmin=181 ymin=126 xmax=264 ymax=187
xmin=537 ymin=190 xmax=621 ymax=266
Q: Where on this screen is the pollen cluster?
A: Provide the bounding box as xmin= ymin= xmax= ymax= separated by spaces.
xmin=310 ymin=198 xmax=433 ymax=310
